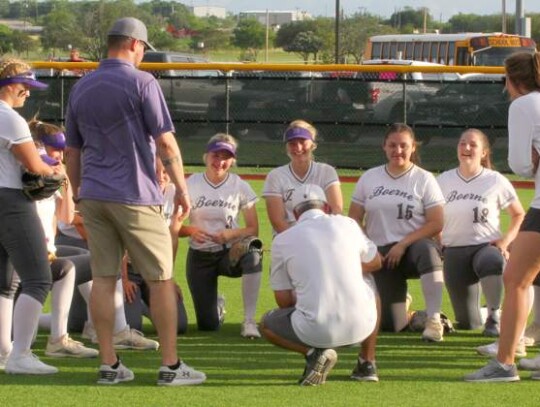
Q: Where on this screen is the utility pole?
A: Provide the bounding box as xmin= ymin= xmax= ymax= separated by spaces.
xmin=335 ymin=0 xmax=340 ymax=64
xmin=501 ymin=0 xmax=507 ymax=33
xmin=516 ymin=0 xmax=524 ymax=35
xmin=265 ymin=9 xmax=269 ymax=62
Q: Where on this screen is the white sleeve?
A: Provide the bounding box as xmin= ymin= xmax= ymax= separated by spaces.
xmin=262 ymin=169 xmax=282 ymax=198
xmin=239 ymin=179 xmax=258 ymax=210
xmin=508 ymin=101 xmax=535 ymax=178
xmin=422 ymin=173 xmax=445 ymax=210
xmin=351 ymin=177 xmax=365 ymax=206
xmin=496 ymin=173 xmax=518 ymax=210
xmin=270 ymin=238 xmax=294 ymax=291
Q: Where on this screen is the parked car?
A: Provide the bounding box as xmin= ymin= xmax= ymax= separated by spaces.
xmin=141 ymin=51 xmax=228 ymax=136
xmin=207 ymin=70 xmax=373 ymax=142
xmin=360 ymin=59 xmax=459 ymax=124
xmin=409 ymin=73 xmax=507 ymax=144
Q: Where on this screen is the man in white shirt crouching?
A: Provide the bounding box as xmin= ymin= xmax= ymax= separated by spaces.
xmin=260 ymin=183 xmax=381 ymax=386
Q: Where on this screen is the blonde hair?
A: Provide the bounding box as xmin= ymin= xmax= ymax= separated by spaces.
xmin=203 ymin=133 xmax=238 ymax=166
xmin=459 ymin=128 xmax=494 ymax=169
xmin=505 ymin=51 xmax=540 ymax=92
xmin=0 ymin=58 xmax=32 ymax=80
xmin=284 ymin=119 xmax=318 ymax=160
xmin=284 ymin=120 xmax=318 ymax=142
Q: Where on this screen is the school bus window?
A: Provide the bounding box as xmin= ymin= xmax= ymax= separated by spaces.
xmin=390 ymin=42 xmax=397 ymax=59
xmin=405 ymin=43 xmax=413 ymax=59
xmin=430 ymin=42 xmax=439 ymax=63
xmin=372 ymin=43 xmax=382 ymax=59
xmin=397 ymin=42 xmax=405 ymax=59
xmin=422 ymin=42 xmax=431 ymax=61
xmin=439 ymin=42 xmax=448 ymax=64
xmin=414 ymin=42 xmax=423 ymax=60
xmin=382 ymin=42 xmax=389 ymax=59
xmin=447 ymin=42 xmax=455 ymax=65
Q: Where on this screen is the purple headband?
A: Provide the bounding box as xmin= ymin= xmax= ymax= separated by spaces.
xmin=283 ymin=127 xmax=313 ymax=142
xmin=207 ymin=140 xmax=236 ymax=157
xmin=41 ymin=132 xmax=66 ymax=150
xmin=0 ymin=71 xmax=48 ymax=89
xmin=40 ymin=154 xmax=60 ymax=166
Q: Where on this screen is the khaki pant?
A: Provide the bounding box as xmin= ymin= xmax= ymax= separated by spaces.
xmin=80 ymin=200 xmax=172 ymax=281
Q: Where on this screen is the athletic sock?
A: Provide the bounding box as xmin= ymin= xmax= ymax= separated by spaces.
xmin=0 ymin=296 xmax=14 ymax=355
xmin=242 ymin=272 xmax=261 ymax=322
xmin=479 ymin=275 xmax=503 ymax=322
xmin=11 ymin=294 xmax=43 ymax=357
xmin=420 ymin=270 xmax=444 ymax=319
xmin=113 ymin=279 xmax=128 ymax=333
xmin=50 ymin=266 xmax=75 ymax=339
xmin=534 ymin=286 xmax=540 ymax=325
xmin=168 ymin=359 xmax=181 ymax=370
xmin=77 ymin=281 xmax=94 ymax=326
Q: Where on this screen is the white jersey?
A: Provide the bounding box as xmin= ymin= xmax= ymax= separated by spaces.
xmin=0 ymin=100 xmax=33 ymax=189
xmin=271 ymin=209 xmax=377 ymax=348
xmin=437 ymin=168 xmax=518 ymax=247
xmin=351 ymin=164 xmax=444 ymax=246
xmin=262 ymin=161 xmax=340 ymax=232
xmin=508 ymin=91 xmax=540 ymax=209
xmin=186 ymin=172 xmax=258 ymax=251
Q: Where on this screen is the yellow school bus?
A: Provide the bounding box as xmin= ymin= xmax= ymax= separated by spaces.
xmin=366 ymin=33 xmax=537 ymax=66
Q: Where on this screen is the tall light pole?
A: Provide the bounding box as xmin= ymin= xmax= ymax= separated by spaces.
xmin=335 ymin=0 xmax=340 ymax=63
xmin=502 ymin=0 xmax=507 ymax=33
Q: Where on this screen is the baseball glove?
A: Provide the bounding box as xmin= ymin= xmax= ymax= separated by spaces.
xmin=408 ymin=310 xmax=455 ymax=334
xmin=229 ymin=236 xmax=263 ymax=267
xmin=21 ymin=171 xmax=66 ymax=201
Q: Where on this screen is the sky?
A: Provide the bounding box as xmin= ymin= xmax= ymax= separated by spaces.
xmin=192 ymin=1 xmax=540 ymax=22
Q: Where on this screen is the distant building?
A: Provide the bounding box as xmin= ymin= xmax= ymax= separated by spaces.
xmin=0 ymin=19 xmax=43 ymax=34
xmin=239 ymin=10 xmax=311 ymax=29
xmin=188 ymin=6 xmax=227 ymax=19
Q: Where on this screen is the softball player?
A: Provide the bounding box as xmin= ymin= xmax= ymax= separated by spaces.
xmin=262 ymin=120 xmax=342 ymax=235
xmin=466 ymin=51 xmax=540 ymax=382
xmin=180 ymin=134 xmax=262 ymax=338
xmin=438 ymin=129 xmax=524 ymax=335
xmin=349 ymin=123 xmax=446 ymax=342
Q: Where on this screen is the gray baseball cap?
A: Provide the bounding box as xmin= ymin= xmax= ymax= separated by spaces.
xmin=108 ymin=17 xmax=155 ymax=51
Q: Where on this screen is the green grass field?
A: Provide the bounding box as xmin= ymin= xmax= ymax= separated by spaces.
xmin=3 ymin=180 xmax=539 ymax=406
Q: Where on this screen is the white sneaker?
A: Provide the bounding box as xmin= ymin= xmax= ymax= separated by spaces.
xmin=241 ymin=320 xmax=261 ymax=339
xmin=5 ymin=351 xmax=58 ymax=375
xmin=45 ymin=334 xmax=99 ymax=358
xmin=519 ymin=354 xmax=540 ymax=371
xmin=0 ymin=351 xmax=10 ymax=370
xmin=157 ymin=361 xmax=207 ymax=386
xmin=97 ymin=360 xmax=134 ymax=385
xmin=524 ymin=322 xmax=540 ymax=346
xmin=82 ymin=321 xmax=97 ymax=343
xmin=113 ymin=326 xmax=159 ymax=350
xmin=422 ymin=316 xmax=444 ymax=342
xmin=476 ymin=339 xmax=527 ymax=358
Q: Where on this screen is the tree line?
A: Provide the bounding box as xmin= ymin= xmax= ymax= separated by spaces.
xmin=0 ymin=1 xmax=539 ymax=62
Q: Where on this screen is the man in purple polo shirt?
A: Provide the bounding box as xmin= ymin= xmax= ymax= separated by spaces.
xmin=65 ymin=17 xmax=206 ymax=386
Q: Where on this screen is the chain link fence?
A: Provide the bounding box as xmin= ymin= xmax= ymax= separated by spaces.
xmin=26 ymin=63 xmax=509 ymax=174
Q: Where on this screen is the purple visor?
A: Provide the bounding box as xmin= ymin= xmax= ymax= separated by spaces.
xmin=40 ymin=154 xmax=60 ymax=166
xmin=0 ymin=71 xmax=48 ymax=89
xmin=206 ymin=141 xmax=236 ymax=157
xmin=284 ymin=127 xmax=313 ymax=142
xmin=41 ymin=132 xmax=66 ymax=150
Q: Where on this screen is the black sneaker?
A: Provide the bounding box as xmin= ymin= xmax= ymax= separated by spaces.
xmin=298 ymin=348 xmax=338 ymax=386
xmin=351 ymin=360 xmax=379 ymax=382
